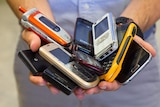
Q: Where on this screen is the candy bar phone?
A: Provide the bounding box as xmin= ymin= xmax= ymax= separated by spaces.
xmin=73 ymin=50 xmax=104 ymax=75
xmin=39 ymin=43 xmax=99 ymax=89
xmin=100 ymin=23 xmax=137 ymax=82
xmin=74 ymin=17 xmax=93 ymax=55
xmin=116 ymin=40 xmax=152 ymax=84
xmin=42 ymin=66 xmax=77 ymax=95
xmin=92 ymin=13 xmax=118 ymax=61
xmin=19 ymin=7 xmax=72 ymax=46
xmin=18 ymin=50 xmax=51 ymax=76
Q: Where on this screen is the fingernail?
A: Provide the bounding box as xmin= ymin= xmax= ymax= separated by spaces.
xmin=77 ymin=88 xmax=85 ymax=94
xmin=100 ymin=86 xmax=107 ymax=90
xmin=39 ymin=81 xmax=46 ymax=86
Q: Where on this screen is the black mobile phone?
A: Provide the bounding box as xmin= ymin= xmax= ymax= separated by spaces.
xmin=18 ymin=50 xmax=51 ymax=76
xmin=74 ymin=17 xmax=94 ymax=56
xmin=42 ymin=66 xmax=78 ymax=95
xmin=116 ymin=40 xmax=152 ymax=84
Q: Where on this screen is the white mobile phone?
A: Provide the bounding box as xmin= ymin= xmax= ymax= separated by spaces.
xmin=116 ymin=40 xmax=152 ymax=84
xmin=39 ymin=43 xmax=100 ymax=89
xmin=19 ymin=7 xmax=72 ymax=46
xmin=92 ymin=13 xmax=118 ymax=61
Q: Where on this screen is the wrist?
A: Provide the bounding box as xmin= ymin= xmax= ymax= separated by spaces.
xmin=116 ymin=17 xmax=144 ymax=39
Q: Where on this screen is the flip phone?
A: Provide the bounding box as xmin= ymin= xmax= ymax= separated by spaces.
xmin=19 ymin=7 xmax=72 ymax=46
xmin=74 ymin=18 xmax=94 ymax=56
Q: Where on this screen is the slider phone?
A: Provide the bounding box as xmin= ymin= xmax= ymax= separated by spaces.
xmin=74 ymin=17 xmax=94 ymax=56
xmin=73 ymin=50 xmax=104 ymax=75
xmin=42 ymin=66 xmax=77 ymax=95
xmin=92 ymin=13 xmax=118 ymax=61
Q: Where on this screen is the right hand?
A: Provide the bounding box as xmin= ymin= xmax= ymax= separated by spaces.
xmin=22 ymin=29 xmax=61 ymax=94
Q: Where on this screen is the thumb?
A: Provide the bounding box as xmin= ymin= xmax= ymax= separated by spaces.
xmin=22 ymin=29 xmax=41 ymax=52
xmin=134 ymin=36 xmax=156 ymax=57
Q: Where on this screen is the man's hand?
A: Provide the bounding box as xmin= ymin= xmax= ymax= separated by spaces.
xmin=22 ymin=29 xmax=61 ymax=94
xmin=22 ymin=28 xmax=156 ymax=98
xmin=74 ymin=35 xmax=156 ymax=100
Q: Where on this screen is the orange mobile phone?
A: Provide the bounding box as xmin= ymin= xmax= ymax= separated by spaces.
xmin=19 ymin=7 xmax=72 ymax=46
xmin=100 ymin=23 xmax=137 ymax=82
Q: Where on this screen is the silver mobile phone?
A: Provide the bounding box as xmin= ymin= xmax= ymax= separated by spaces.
xmin=92 ymin=13 xmax=118 ymax=61
xmin=116 ymin=40 xmax=152 ymax=84
xmin=39 ymin=43 xmax=100 ymax=89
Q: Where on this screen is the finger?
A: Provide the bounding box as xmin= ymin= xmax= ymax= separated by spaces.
xmin=134 ymin=36 xmax=156 ymax=57
xmin=29 ymin=73 xmax=47 ymax=86
xmin=85 ymin=86 xmax=101 ymax=95
xmin=74 ymin=88 xmax=85 ymax=100
xmin=22 ymin=29 xmax=41 ymax=52
xmin=47 ymin=83 xmax=60 ymax=94
xmin=98 ymin=80 xmax=121 ymax=91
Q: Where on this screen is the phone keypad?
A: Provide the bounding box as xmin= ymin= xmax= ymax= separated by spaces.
xmin=102 ymin=52 xmax=117 ymax=72
xmin=71 ymin=62 xmax=97 ymax=82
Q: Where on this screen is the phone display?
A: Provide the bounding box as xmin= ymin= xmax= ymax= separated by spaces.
xmin=92 ymin=13 xmax=118 ymax=61
xmin=74 ymin=18 xmax=93 ymax=55
xmin=39 ymin=43 xmax=100 ymax=89
xmin=116 ymin=40 xmax=152 ymax=84
xmin=73 ymin=51 xmax=105 ymax=75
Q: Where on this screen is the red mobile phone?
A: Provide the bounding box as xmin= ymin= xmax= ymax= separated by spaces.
xmin=73 ymin=50 xmax=105 ymax=75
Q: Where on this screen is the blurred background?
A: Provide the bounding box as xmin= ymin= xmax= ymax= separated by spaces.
xmin=0 ymin=0 xmax=160 ymax=107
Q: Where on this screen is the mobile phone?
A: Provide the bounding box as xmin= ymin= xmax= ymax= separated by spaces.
xmin=100 ymin=22 xmax=137 ymax=82
xmin=92 ymin=13 xmax=118 ymax=61
xmin=101 ymin=23 xmax=131 ymax=67
xmin=116 ymin=40 xmax=152 ymax=84
xmin=73 ymin=50 xmax=104 ymax=75
xmin=74 ymin=18 xmax=93 ymax=56
xmin=19 ymin=7 xmax=72 ymax=46
xmin=42 ymin=66 xmax=77 ymax=95
xmin=39 ymin=43 xmax=100 ymax=89
xmin=18 ymin=49 xmax=51 ymax=76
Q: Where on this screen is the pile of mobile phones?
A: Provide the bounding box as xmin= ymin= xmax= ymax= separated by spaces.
xmin=18 ymin=7 xmax=152 ymax=95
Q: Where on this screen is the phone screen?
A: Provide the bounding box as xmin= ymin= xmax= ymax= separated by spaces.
xmin=74 ymin=18 xmax=93 ymax=46
xmin=95 ymin=17 xmax=109 ymax=39
xmin=50 ymin=48 xmax=71 ymax=64
xmin=116 ymin=40 xmax=151 ymax=83
xmin=39 ymin=16 xmax=60 ymax=32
